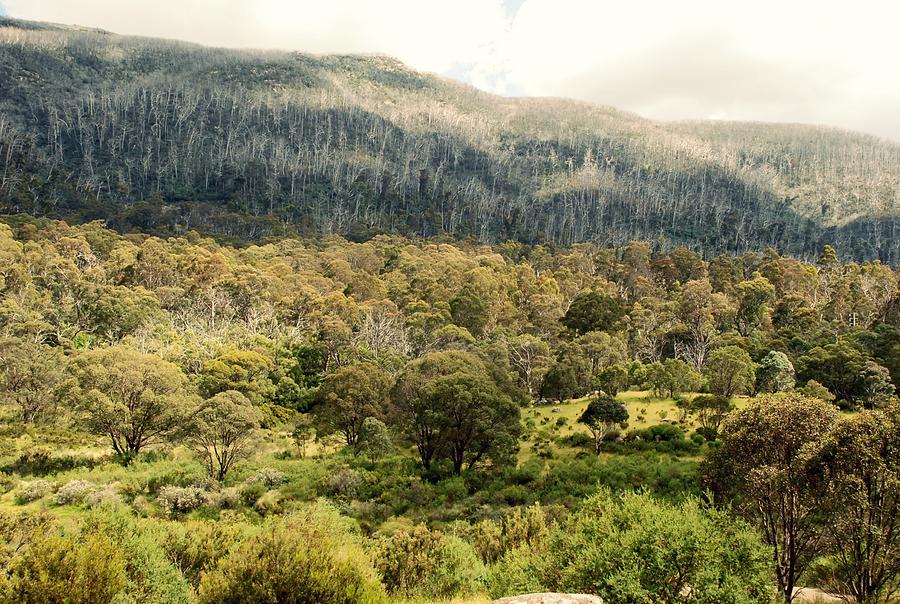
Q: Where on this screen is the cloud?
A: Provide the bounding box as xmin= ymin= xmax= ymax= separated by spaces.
xmin=496 ymin=0 xmax=900 ymax=140
xmin=5 ymin=0 xmax=900 ymax=141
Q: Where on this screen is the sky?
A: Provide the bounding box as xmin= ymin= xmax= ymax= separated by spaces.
xmin=3 ymin=0 xmax=899 ymax=141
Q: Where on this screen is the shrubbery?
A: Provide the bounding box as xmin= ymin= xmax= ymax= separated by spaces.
xmin=196 ymin=506 xmax=385 ymax=604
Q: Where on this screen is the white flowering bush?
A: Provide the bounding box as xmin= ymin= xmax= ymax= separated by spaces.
xmin=157 ymin=485 xmax=209 ymax=516
xmin=16 ymin=479 xmax=53 ymax=504
xmin=245 ymin=468 xmax=287 ymax=488
xmin=55 ymin=479 xmax=97 ymax=505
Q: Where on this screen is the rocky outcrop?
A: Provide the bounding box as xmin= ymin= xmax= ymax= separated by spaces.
xmin=490 ymin=594 xmax=603 ymax=604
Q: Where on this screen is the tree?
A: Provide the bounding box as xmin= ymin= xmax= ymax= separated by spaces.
xmin=505 ymin=334 xmax=552 ymax=397
xmin=314 ymin=363 xmax=391 ymax=451
xmin=704 ymin=394 xmax=840 ymax=603
xmin=858 ymin=360 xmax=896 ymax=409
xmin=688 ymin=394 xmax=734 ymax=439
xmin=755 ymin=351 xmax=796 ymax=394
xmin=579 ymin=395 xmax=629 ymax=454
xmin=0 ymin=338 xmax=68 ymax=423
xmin=797 ymin=342 xmax=869 ymax=407
xmin=540 ymin=354 xmax=592 ymax=402
xmin=187 ymin=390 xmax=261 ymax=481
xmin=389 ymin=351 xmax=522 ymax=473
xmin=797 ymin=379 xmax=835 ymax=402
xmin=594 ymin=364 xmax=629 ymax=397
xmin=358 ymin=417 xmax=393 ymax=463
xmin=73 ymin=346 xmax=191 ymax=464
xmin=735 ymin=274 xmax=776 ymax=336
xmin=199 ymin=349 xmax=274 ymax=403
xmin=449 ymin=285 xmax=491 ymax=338
xmin=704 ymin=346 xmax=755 ymax=398
xmin=292 ymin=416 xmax=316 ymax=458
xmin=423 ymin=373 xmax=521 ymax=474
xmin=646 ymin=358 xmax=703 ymax=399
xmin=561 ymin=291 xmax=625 ymax=336
xmin=814 ymin=406 xmax=900 ymax=604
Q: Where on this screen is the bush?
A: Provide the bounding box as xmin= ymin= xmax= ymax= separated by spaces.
xmin=85 ymin=486 xmax=124 ymax=509
xmin=157 ymin=486 xmax=209 ymax=516
xmin=161 ymin=520 xmax=249 ymax=589
xmin=196 ymin=507 xmax=384 ymax=604
xmin=487 ymin=546 xmax=549 ymax=599
xmin=372 ymin=525 xmax=484 ymax=600
xmin=253 ymin=490 xmax=283 ymax=516
xmin=0 ymin=531 xmax=127 ymax=603
xmin=547 ymin=490 xmax=773 ymax=603
xmin=324 ymin=467 xmax=364 ymax=499
xmin=245 ymin=467 xmax=288 ymax=488
xmin=16 ymin=479 xmax=53 ymax=504
xmin=54 ymin=480 xmax=97 ymax=506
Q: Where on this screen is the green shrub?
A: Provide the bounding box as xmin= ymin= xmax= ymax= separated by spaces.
xmin=548 ymin=490 xmax=773 ymax=604
xmin=371 ymin=524 xmax=484 ymax=600
xmin=161 ymin=519 xmax=249 ymax=589
xmin=196 ymin=507 xmax=384 ymax=604
xmin=0 ymin=531 xmax=127 ymax=604
xmin=487 ymin=546 xmax=549 ymax=599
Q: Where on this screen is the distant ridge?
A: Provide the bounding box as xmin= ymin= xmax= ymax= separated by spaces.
xmin=0 ymin=17 xmax=897 ymax=261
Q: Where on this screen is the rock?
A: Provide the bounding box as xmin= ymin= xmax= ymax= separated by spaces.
xmin=490 ymin=593 xmax=603 ymax=604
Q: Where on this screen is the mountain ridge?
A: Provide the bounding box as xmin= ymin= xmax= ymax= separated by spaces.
xmin=0 ymin=17 xmax=897 ymax=261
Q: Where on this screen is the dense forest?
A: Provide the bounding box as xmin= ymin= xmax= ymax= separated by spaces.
xmin=0 ymin=18 xmax=899 ymax=261
xmin=0 ymin=214 xmax=898 ymax=602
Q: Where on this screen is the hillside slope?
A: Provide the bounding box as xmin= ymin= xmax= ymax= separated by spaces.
xmin=0 ymin=18 xmax=898 ymax=260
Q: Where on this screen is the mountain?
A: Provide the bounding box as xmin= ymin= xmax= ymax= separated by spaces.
xmin=0 ymin=17 xmax=898 ymax=261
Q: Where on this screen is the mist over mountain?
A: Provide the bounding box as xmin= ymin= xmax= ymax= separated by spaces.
xmin=1 ymin=17 xmax=897 ymax=261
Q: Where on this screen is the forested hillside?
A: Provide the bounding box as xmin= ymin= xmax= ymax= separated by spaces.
xmin=0 ymin=216 xmax=898 ymax=602
xmin=1 ymin=18 xmax=898 ymax=261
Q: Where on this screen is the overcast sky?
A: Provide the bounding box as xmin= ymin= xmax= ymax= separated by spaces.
xmin=4 ymin=0 xmax=899 ymax=141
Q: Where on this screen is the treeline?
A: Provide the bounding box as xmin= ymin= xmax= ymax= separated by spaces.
xmin=1 ymin=215 xmax=897 ymax=426
xmin=0 ymin=18 xmax=898 ymax=260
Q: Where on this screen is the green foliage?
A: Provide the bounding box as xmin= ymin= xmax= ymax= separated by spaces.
xmin=594 ymin=363 xmax=630 ymax=396
xmin=315 ymin=362 xmax=391 ymax=450
xmin=371 ymin=525 xmax=484 ymax=599
xmin=72 ymin=346 xmax=192 ymax=462
xmin=561 ymin=291 xmax=626 ymax=336
xmin=704 ymin=393 xmax=840 ymax=601
xmin=390 ymin=351 xmax=522 ymax=473
xmin=187 ymin=390 xmax=261 ymax=480
xmin=358 ymin=417 xmax=393 ymax=463
xmin=705 ymin=345 xmax=756 ymax=398
xmin=755 ymin=350 xmax=796 ymax=393
xmin=579 ymin=395 xmax=629 ymax=453
xmin=0 ymin=338 xmax=69 ymax=423
xmin=546 ymin=490 xmax=774 ymax=604
xmin=196 ymin=507 xmax=385 ymax=604
xmin=647 ymin=358 xmax=703 ymax=399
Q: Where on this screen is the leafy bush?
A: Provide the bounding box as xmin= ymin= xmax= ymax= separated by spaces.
xmin=161 ymin=520 xmax=249 ymax=588
xmin=547 ymin=490 xmax=773 ymax=604
xmin=371 ymin=525 xmax=484 ymax=599
xmin=196 ymin=507 xmax=385 ymax=604
xmin=487 ymin=546 xmax=549 ymax=599
xmin=0 ymin=531 xmax=127 ymax=603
